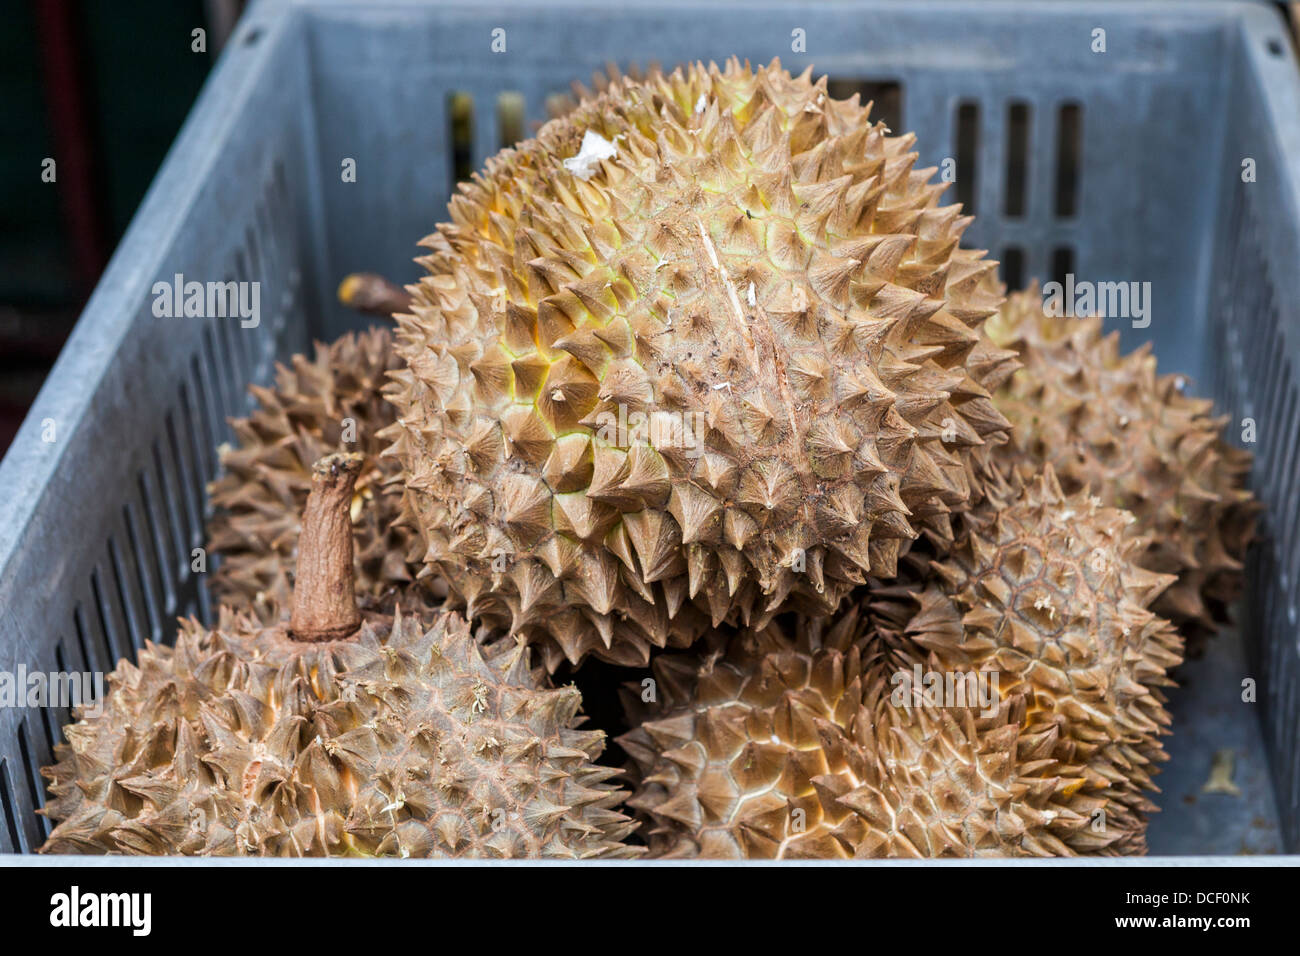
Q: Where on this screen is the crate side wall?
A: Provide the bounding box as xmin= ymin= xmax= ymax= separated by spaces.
xmin=0 ymin=19 xmax=319 ymax=853
xmin=1206 ymin=10 xmax=1300 ymax=854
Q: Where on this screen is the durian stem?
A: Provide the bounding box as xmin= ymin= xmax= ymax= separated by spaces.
xmin=337 ymin=272 xmax=412 ymax=317
xmin=289 ymin=453 xmax=363 ymax=642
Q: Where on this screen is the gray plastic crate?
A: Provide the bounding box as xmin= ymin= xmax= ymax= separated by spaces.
xmin=1 ymin=0 xmax=1297 ymax=860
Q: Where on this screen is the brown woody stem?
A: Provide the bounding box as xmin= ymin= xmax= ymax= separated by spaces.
xmin=337 ymin=272 xmax=413 ymax=317
xmin=289 ymin=453 xmax=363 ymax=642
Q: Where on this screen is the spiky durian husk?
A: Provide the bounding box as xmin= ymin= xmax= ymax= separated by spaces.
xmin=621 ymin=468 xmax=1182 ymax=858
xmin=619 ymin=606 xmax=1119 ymax=858
xmin=40 ymin=608 xmax=639 ymax=858
xmin=207 ymin=329 xmax=420 ymax=621
xmin=545 ymin=62 xmax=661 ymax=120
xmin=870 ymin=466 xmax=1185 ymax=854
xmin=985 ymin=285 xmax=1257 ymax=650
xmin=388 ymin=58 xmax=1018 ymax=671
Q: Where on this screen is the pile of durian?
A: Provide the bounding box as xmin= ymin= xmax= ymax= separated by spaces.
xmin=40 ymin=59 xmax=1257 ymax=859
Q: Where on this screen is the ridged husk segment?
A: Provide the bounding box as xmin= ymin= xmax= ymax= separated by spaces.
xmin=207 ymin=329 xmax=422 ymax=622
xmin=388 ymin=58 xmax=1017 ymax=672
xmin=40 ymin=608 xmax=639 ymax=858
xmin=871 ymin=466 xmax=1185 ymax=854
xmin=619 ymin=606 xmax=1120 ymax=858
xmin=985 ymin=285 xmax=1258 ymax=651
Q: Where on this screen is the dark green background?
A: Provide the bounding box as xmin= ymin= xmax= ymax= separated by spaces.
xmin=0 ymin=1 xmax=215 ymax=449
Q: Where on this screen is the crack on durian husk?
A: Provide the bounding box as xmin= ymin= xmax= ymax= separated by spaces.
xmin=985 ymin=284 xmax=1259 ymax=653
xmin=39 ymin=608 xmax=641 ymax=858
xmin=387 ymin=58 xmax=1019 ymax=672
xmin=207 ymin=329 xmax=431 ymax=622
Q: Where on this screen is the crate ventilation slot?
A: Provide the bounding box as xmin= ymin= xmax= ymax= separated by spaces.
xmin=17 ymin=720 xmax=49 ymax=840
xmin=826 ymin=78 xmax=903 ymax=135
xmin=498 ymin=91 xmax=526 ymax=149
xmin=1001 ymin=246 xmax=1025 ymax=291
xmin=1054 ymin=103 xmax=1082 ymax=218
xmin=449 ymin=91 xmax=475 ymax=194
xmin=954 ymin=101 xmax=979 ymax=215
xmin=1050 ymin=246 xmax=1074 ymax=287
xmin=0 ymin=760 xmax=23 ymax=853
xmin=1004 ymin=101 xmax=1030 ymax=218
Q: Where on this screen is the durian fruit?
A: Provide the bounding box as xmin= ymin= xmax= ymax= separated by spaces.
xmin=207 ymin=328 xmax=422 ymax=622
xmin=621 ymin=468 xmax=1182 ymax=858
xmin=388 ymin=58 xmax=1018 ymax=672
xmin=42 ymin=454 xmax=638 ymax=858
xmin=870 ymin=466 xmax=1185 ymax=854
xmin=545 ymin=62 xmax=661 ymax=121
xmin=619 ymin=605 xmax=1118 ymax=858
xmin=985 ymin=284 xmax=1257 ymax=650
xmin=338 ymin=272 xmax=414 ymax=317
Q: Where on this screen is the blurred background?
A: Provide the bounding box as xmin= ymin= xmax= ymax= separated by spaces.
xmin=0 ymin=0 xmax=246 ymax=454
